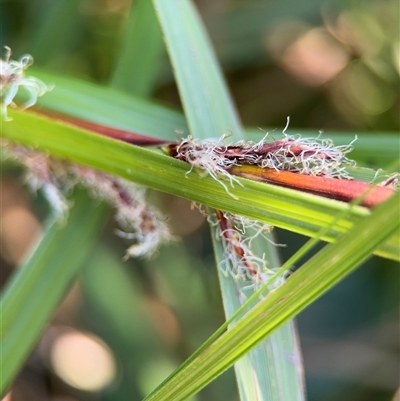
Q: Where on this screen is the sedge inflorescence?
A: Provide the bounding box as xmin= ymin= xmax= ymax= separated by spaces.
xmin=169 ymin=125 xmax=357 ymax=288
xmin=208 ymin=209 xmax=285 ymax=292
xmin=3 ymin=142 xmax=172 ymax=259
xmin=172 ymin=134 xmax=243 ymax=194
xmin=0 ymin=46 xmax=51 ymax=120
xmin=170 ymin=130 xmax=356 ymax=189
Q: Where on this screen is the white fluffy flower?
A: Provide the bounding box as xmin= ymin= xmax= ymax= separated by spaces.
xmin=0 ymin=46 xmax=51 ymax=120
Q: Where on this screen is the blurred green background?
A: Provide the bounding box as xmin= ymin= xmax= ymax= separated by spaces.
xmin=1 ymin=0 xmax=399 ymax=400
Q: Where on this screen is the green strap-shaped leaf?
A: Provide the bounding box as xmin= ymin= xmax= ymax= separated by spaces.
xmin=152 ymin=0 xmax=242 ymax=139
xmin=142 ymin=192 xmax=399 ymax=401
xmin=0 ymin=191 xmax=109 ymax=395
xmin=110 ymin=0 xmax=164 ymax=97
xmin=24 ymin=68 xmax=187 ymax=140
xmin=152 ymin=0 xmax=305 ymax=400
xmin=27 ymin=0 xmax=82 ymax=64
xmin=2 ymin=110 xmax=398 ymax=262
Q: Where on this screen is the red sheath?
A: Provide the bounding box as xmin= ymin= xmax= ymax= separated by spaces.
xmin=229 ymin=165 xmax=395 ymax=208
xmin=34 ymin=109 xmax=170 ymax=146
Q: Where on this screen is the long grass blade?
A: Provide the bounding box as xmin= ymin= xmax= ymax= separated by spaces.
xmin=22 ymin=68 xmax=186 ymax=140
xmin=143 ymin=191 xmax=399 ymax=401
xmin=153 ymin=0 xmax=242 ymax=139
xmin=0 ymin=190 xmax=109 ymax=395
xmin=26 ymin=0 xmax=82 ymax=64
xmin=152 ymin=0 xmax=305 ymax=400
xmin=2 ymin=109 xmax=398 ymax=261
xmin=110 ymin=0 xmax=164 ymax=97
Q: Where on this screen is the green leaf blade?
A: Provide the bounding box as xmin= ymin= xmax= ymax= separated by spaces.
xmin=0 ymin=191 xmax=109 ymax=395
xmin=153 ymin=0 xmax=243 ymax=139
xmin=143 ymin=192 xmax=400 ymax=401
xmin=2 ymin=110 xmax=399 ymax=262
xmin=110 ymin=0 xmax=164 ymax=97
xmin=152 ymin=0 xmax=306 ymax=400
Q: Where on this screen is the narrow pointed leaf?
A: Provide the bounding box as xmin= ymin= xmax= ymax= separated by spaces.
xmin=2 ymin=109 xmax=398 ymax=262
xmin=110 ymin=0 xmax=164 ymax=97
xmin=22 ymin=68 xmax=187 ymax=140
xmin=0 ymin=191 xmax=109 ymax=394
xmin=152 ymin=0 xmax=305 ymax=400
xmin=143 ymin=192 xmax=399 ymax=401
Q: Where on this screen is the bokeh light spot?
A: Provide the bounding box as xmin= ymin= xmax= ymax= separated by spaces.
xmin=50 ymin=330 xmax=117 ymax=392
xmin=281 ymin=28 xmax=349 ymax=86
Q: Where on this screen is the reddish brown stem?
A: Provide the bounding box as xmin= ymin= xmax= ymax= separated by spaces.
xmin=229 ymin=164 xmax=395 ymax=208
xmin=27 ymin=111 xmax=396 ymax=208
xmin=166 ymin=140 xmax=330 ymax=162
xmin=33 ymin=109 xmax=170 ymax=146
xmin=215 ymin=209 xmax=259 ymax=277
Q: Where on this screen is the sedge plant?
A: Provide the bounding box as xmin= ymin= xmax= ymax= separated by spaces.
xmin=1 ymin=1 xmax=399 ymax=400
